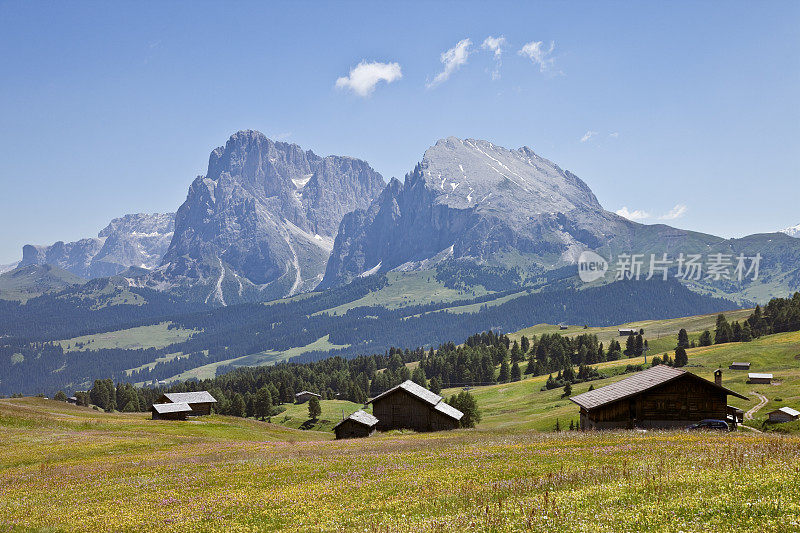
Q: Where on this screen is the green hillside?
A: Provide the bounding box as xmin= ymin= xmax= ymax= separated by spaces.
xmin=0 ymin=264 xmax=84 ymax=301
xmin=0 ymin=397 xmax=797 ymax=532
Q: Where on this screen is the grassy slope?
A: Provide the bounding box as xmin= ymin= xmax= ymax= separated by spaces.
xmin=272 ymin=399 xmax=369 ymax=432
xmin=318 ymin=270 xmax=493 ymax=316
xmin=438 ymin=330 xmax=800 ymax=432
xmin=509 ymin=308 xmax=754 ymax=356
xmin=0 ymin=264 xmax=84 ymax=302
xmin=154 ymin=335 xmax=351 ymax=385
xmin=57 ymin=322 xmax=197 ymax=352
xmin=0 ymin=397 xmax=798 ymax=532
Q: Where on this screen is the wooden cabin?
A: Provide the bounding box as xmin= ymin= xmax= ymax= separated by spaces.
xmin=748 ymin=373 xmax=773 ymax=384
xmin=559 ymin=325 xmax=569 ymax=330
xmin=151 ymin=402 xmax=192 ymax=421
xmin=294 ymin=391 xmax=321 ymax=404
xmin=333 ymin=410 xmax=378 ymax=439
xmin=729 ymin=362 xmax=750 ymax=371
xmin=768 ymin=407 xmax=799 ymax=423
xmin=157 ymin=391 xmax=217 ymax=415
xmin=570 ymin=366 xmax=748 ymax=430
xmin=619 ymin=328 xmax=639 ymax=336
xmin=369 ymin=380 xmax=463 ymax=432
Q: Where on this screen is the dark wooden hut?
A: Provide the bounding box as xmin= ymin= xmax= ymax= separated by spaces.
xmin=157 ymin=391 xmax=217 ymax=416
xmin=151 ymin=402 xmax=192 ymax=421
xmin=570 ymin=366 xmax=748 ymax=430
xmin=729 ymin=362 xmax=750 ymax=371
xmin=369 ymin=380 xmax=463 ymax=432
xmin=333 ymin=410 xmax=378 ymax=439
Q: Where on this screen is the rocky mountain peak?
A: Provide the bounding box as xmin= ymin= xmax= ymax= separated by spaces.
xmin=419 ymin=137 xmax=601 ymax=214
xmin=158 ymin=130 xmax=386 ymax=304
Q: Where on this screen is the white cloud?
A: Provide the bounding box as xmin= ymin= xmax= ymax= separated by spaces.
xmin=481 ymin=35 xmax=507 ymax=80
xmin=335 ymin=61 xmax=402 ymax=97
xmin=616 ymin=207 xmax=651 ymax=221
xmin=580 ymin=131 xmax=598 ymax=143
xmin=609 ymin=132 xmax=619 ymax=139
xmin=427 ymin=38 xmax=472 ymax=88
xmin=659 ymin=204 xmax=688 ymax=220
xmin=518 ymin=40 xmax=556 ymax=72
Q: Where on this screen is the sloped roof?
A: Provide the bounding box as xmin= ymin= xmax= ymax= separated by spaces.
xmin=370 ymin=380 xmax=442 ymax=406
xmin=772 ymin=406 xmax=800 ymax=417
xmin=748 ymin=373 xmax=773 ymax=379
xmin=162 ymin=391 xmax=217 ymax=404
xmin=333 ymin=409 xmax=379 ymax=429
xmin=434 ymin=400 xmax=464 ymax=421
xmin=151 ymin=402 xmax=192 ymax=414
xmin=570 ymin=365 xmax=748 ymax=410
xmin=369 ymin=380 xmax=463 ymax=421
xmin=295 ymin=391 xmax=321 ymax=397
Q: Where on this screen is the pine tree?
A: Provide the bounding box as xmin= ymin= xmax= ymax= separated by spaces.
xmin=674 ymin=346 xmax=688 ymax=367
xmin=562 ymin=382 xmax=572 ymax=397
xmin=230 ymin=393 xmax=246 ymax=418
xmin=635 ymin=334 xmax=644 ymax=356
xmin=677 ymin=328 xmax=690 ymax=348
xmin=254 ymin=386 xmax=273 ymax=420
xmin=715 ymin=314 xmax=732 ymax=344
xmin=510 ymin=361 xmax=521 ymax=382
xmin=741 ymin=322 xmax=753 ymax=342
xmin=429 ymin=376 xmax=442 ymax=395
xmin=520 ymin=335 xmax=530 ymax=354
xmin=308 ymin=397 xmax=321 ymax=419
xmin=411 ymin=367 xmax=427 ymax=388
xmin=699 ymin=330 xmax=713 ymax=347
xmin=498 ymin=359 xmax=510 ymax=383
xmin=54 ymin=390 xmax=67 ymax=402
xmin=555 ymin=418 xmax=561 ymax=432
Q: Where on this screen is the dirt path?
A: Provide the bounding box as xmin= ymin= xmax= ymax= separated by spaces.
xmin=745 ymin=392 xmax=768 ymax=420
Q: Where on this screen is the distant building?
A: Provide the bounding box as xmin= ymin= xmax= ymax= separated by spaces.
xmin=151 ymin=402 xmax=192 ymax=421
xmin=619 ymin=328 xmax=639 ymax=336
xmin=570 ymin=366 xmax=748 ymax=430
xmin=768 ymin=407 xmax=799 ymax=423
xmin=66 ymin=396 xmax=78 ymax=405
xmin=369 ymin=380 xmax=463 ymax=432
xmin=559 ymin=325 xmax=569 ymax=330
xmin=748 ymin=373 xmax=773 ymax=385
xmin=333 ymin=410 xmax=378 ymax=439
xmin=295 ymin=391 xmax=321 ymax=404
xmin=729 ymin=362 xmax=751 ymax=371
xmin=157 ymin=391 xmax=217 ymax=415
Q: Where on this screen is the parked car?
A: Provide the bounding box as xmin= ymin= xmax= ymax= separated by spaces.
xmin=686 ymin=419 xmax=730 ymax=431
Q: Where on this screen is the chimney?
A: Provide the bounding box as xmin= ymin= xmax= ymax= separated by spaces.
xmin=714 ymin=369 xmax=722 ymax=386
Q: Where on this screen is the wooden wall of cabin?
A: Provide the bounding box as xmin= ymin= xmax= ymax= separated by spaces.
xmin=334 ymin=420 xmax=375 ymax=439
xmin=586 ymin=375 xmax=728 ymax=429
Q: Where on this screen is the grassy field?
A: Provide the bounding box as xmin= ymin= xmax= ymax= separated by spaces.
xmin=273 ymin=399 xmax=369 ymax=432
xmin=157 ymin=335 xmax=351 ymax=384
xmin=1 ymin=397 xmax=799 ymax=532
xmin=509 ymin=308 xmax=755 ymax=356
xmin=431 ymin=329 xmax=800 ymax=433
xmin=318 ymin=270 xmax=493 ymax=316
xmin=58 ymin=322 xmax=197 ymax=352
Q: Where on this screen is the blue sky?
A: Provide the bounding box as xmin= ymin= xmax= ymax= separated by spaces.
xmin=1 ymin=0 xmax=798 ymax=264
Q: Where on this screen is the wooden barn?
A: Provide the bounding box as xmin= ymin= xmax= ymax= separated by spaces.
xmin=151 ymin=402 xmax=192 ymax=421
xmin=333 ymin=410 xmax=378 ymax=439
xmin=294 ymin=391 xmax=321 ymax=404
xmin=619 ymin=328 xmax=639 ymax=336
xmin=369 ymin=380 xmax=463 ymax=432
xmin=748 ymin=373 xmax=773 ymax=384
xmin=570 ymin=366 xmax=748 ymax=430
xmin=157 ymin=391 xmax=217 ymax=415
xmin=768 ymin=407 xmax=799 ymax=423
xmin=729 ymin=362 xmax=750 ymax=371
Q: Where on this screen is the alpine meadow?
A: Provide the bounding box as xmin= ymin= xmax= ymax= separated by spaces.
xmin=1 ymin=2 xmax=799 ymax=532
